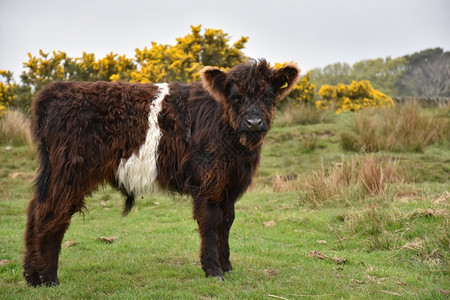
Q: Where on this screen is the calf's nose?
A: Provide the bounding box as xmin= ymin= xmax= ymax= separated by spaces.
xmin=246 ymin=117 xmax=263 ymax=131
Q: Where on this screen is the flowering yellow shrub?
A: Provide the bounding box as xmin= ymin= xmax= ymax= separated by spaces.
xmin=92 ymin=52 xmax=135 ymax=81
xmin=21 ymin=50 xmax=136 ymax=91
xmin=291 ymin=71 xmax=316 ymax=103
xmin=131 ymin=25 xmax=248 ymax=83
xmin=0 ymin=70 xmax=17 ymax=114
xmin=318 ymin=80 xmax=394 ymax=113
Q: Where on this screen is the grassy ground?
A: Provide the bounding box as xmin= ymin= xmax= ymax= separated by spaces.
xmin=0 ymin=106 xmax=449 ymax=299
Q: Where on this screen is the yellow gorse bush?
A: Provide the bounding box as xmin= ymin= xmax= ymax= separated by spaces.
xmin=318 ymin=80 xmax=395 ymax=113
xmin=92 ymin=52 xmax=135 ymax=82
xmin=131 ymin=25 xmax=248 ymax=83
xmin=0 ymin=70 xmax=17 ymax=114
xmin=291 ymin=71 xmax=316 ymax=104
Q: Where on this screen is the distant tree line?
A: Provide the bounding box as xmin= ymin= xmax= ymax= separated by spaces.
xmin=309 ymin=47 xmax=450 ymax=98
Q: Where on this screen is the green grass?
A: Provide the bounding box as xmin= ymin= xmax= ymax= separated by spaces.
xmin=1 ymin=107 xmax=449 ymax=299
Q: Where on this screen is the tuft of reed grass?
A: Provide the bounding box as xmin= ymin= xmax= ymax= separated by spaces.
xmin=278 ymin=155 xmax=403 ymax=207
xmin=340 ymin=101 xmax=450 ymax=153
xmin=300 ymin=160 xmax=356 ymax=206
xmin=357 ymin=155 xmax=403 ymax=195
xmin=0 ymin=109 xmax=34 ymax=152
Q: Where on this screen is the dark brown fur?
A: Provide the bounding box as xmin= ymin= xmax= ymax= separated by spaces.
xmin=24 ymin=60 xmax=299 ymax=286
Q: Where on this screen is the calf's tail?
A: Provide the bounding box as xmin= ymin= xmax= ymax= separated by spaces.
xmin=32 ymin=88 xmax=52 ymax=203
xmin=123 ymin=193 xmax=135 ymax=216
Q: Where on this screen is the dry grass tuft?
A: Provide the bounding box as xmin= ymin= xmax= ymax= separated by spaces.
xmin=271 ymin=154 xmax=403 ymax=206
xmin=357 ymin=155 xmax=403 ymax=195
xmin=300 ymin=161 xmax=356 ymax=206
xmin=0 ymin=109 xmax=34 ymax=153
xmin=401 ymin=237 xmax=446 ymax=266
xmin=299 ymin=155 xmax=402 ymax=206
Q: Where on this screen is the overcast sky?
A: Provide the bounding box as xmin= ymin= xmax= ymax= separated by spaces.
xmin=1 ymin=0 xmax=449 ymax=80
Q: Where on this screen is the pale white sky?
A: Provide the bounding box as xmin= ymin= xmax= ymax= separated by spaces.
xmin=1 ymin=0 xmax=449 ymax=80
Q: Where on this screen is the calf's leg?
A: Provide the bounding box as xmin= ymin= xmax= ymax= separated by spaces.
xmin=218 ymin=203 xmax=235 ymax=273
xmin=23 ymin=196 xmax=41 ymax=286
xmin=34 ymin=211 xmax=72 ymax=286
xmin=24 ymin=193 xmax=79 ymax=286
xmin=196 ymin=201 xmax=224 ymax=280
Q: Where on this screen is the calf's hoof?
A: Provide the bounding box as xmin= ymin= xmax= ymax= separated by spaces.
xmin=206 ymin=274 xmax=225 ymax=281
xmin=24 ymin=272 xmax=41 ymax=287
xmin=42 ymin=277 xmax=60 ymax=287
xmin=205 ymin=269 xmax=225 ymax=281
xmin=214 ymin=274 xmax=225 ymax=282
xmin=220 ymin=262 xmax=233 ymax=273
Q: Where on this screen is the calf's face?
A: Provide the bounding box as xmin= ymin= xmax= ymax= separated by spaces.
xmin=201 ymin=60 xmax=299 ymax=148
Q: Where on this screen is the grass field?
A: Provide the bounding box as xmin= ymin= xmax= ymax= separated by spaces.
xmin=0 ymin=104 xmax=449 ymax=299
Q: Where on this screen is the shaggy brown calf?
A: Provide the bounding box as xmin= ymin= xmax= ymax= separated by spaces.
xmin=24 ymin=59 xmax=299 ymax=286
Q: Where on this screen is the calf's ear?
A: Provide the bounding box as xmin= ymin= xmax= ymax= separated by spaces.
xmin=200 ymin=67 xmax=227 ymax=102
xmin=272 ymin=65 xmax=300 ymax=101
